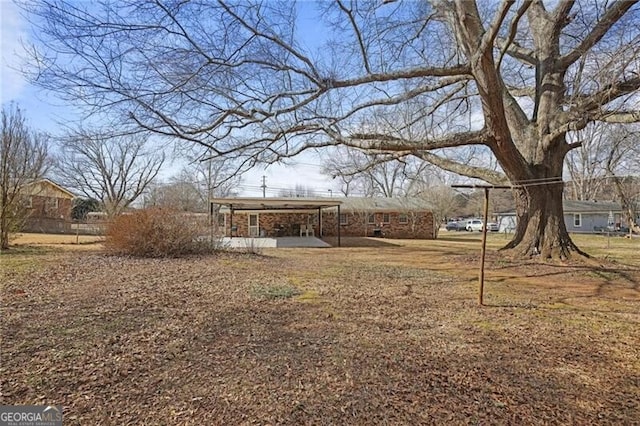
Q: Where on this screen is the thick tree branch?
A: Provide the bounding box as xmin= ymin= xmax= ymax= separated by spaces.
xmin=552 ymin=0 xmax=575 ymax=31
xmin=343 ymin=129 xmax=491 ymax=152
xmin=505 ymin=85 xmax=535 ymax=98
xmin=557 ymin=1 xmax=637 ymax=70
xmin=592 ymin=110 xmax=640 ymax=124
xmin=413 ymin=151 xmax=509 ymax=185
xmin=496 ymin=1 xmax=534 ymax=70
xmin=495 ymin=38 xmax=537 ymax=65
xmin=479 ymin=0 xmax=515 ymax=57
xmin=331 ymin=64 xmax=471 ymax=88
xmin=571 ymin=76 xmax=640 ymax=112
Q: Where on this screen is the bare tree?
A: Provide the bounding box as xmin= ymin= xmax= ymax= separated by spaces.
xmin=322 ymin=147 xmax=431 ymax=197
xmin=55 ymin=129 xmax=164 ymax=217
xmin=0 ymin=104 xmax=48 ymax=249
xmin=177 ymin=146 xmax=242 ymax=199
xmin=144 ymin=177 xmax=205 ymax=212
xmin=603 ymin=126 xmax=640 ymax=234
xmin=23 ymin=1 xmax=640 ymax=259
xmin=278 ymin=184 xmax=317 ymax=198
xmin=565 ymin=123 xmax=640 ymax=232
xmin=565 ymin=123 xmax=616 ymax=201
xmin=414 ymin=184 xmax=461 ymax=238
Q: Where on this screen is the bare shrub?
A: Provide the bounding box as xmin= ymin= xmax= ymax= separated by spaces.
xmin=105 ymin=208 xmax=214 ymax=257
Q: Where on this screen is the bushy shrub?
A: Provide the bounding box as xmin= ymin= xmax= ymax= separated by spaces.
xmin=105 ymin=208 xmax=214 ymax=257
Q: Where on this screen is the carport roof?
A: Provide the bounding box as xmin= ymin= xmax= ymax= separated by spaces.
xmin=211 ymin=197 xmax=343 ymax=211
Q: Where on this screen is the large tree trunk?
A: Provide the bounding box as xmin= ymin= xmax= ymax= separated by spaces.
xmin=497 ymin=138 xmax=588 ymax=261
xmin=502 ymin=182 xmax=586 ymax=260
xmin=0 ymin=224 xmax=9 ymax=250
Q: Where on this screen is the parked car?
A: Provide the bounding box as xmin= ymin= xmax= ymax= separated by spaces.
xmin=465 ymin=219 xmax=483 ymax=232
xmin=485 ymin=222 xmax=499 ymax=232
xmin=445 ymin=221 xmax=464 ymax=231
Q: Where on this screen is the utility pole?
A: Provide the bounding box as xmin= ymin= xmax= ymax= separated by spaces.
xmin=261 ymin=175 xmax=267 ymax=198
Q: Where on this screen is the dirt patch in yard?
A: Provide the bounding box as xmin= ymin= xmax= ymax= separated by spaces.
xmin=1 ymin=239 xmax=639 ymax=424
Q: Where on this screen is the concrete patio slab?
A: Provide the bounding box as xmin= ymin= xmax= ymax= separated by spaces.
xmin=221 ymin=237 xmax=331 ymax=248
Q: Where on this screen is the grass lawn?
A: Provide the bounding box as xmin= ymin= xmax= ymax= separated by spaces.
xmin=1 ymin=233 xmax=639 ymax=424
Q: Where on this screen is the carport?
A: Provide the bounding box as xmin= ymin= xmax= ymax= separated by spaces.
xmin=210 ymin=197 xmax=343 ymax=247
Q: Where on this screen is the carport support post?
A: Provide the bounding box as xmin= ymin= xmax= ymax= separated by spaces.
xmin=479 ymin=188 xmax=490 ymax=306
xmin=318 ymin=207 xmax=322 ymax=237
xmin=209 ymin=202 xmax=214 ymax=244
xmin=229 ymin=205 xmax=233 ymax=238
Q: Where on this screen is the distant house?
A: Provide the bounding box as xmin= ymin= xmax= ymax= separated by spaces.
xmin=497 ymin=200 xmax=637 ymax=233
xmin=22 ymin=179 xmax=75 ymax=233
xmin=211 ymin=197 xmax=435 ymax=240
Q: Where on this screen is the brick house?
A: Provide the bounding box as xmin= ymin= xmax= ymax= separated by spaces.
xmin=212 ymin=197 xmax=435 ymax=240
xmin=22 ymin=179 xmax=75 ymax=233
xmin=325 ymin=197 xmax=435 ymax=239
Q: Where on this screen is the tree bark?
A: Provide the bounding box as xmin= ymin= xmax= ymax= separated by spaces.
xmin=498 ymin=135 xmax=589 ymax=260
xmin=502 ymin=182 xmax=584 ymax=260
xmin=500 ymin=156 xmax=591 ymax=262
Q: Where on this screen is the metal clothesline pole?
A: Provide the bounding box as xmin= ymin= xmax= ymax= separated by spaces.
xmin=452 ymin=184 xmax=513 ymax=306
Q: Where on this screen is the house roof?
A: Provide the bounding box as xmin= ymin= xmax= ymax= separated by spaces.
xmin=498 ymin=200 xmax=623 ymax=215
xmin=22 ymin=178 xmax=76 ymax=199
xmin=562 ymin=200 xmax=622 ymax=213
xmin=211 ymin=197 xmax=343 ymax=212
xmin=211 ymin=196 xmax=433 ymax=213
xmin=338 ymin=197 xmax=433 ymax=212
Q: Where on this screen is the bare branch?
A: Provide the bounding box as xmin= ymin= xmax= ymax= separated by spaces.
xmin=343 ymin=129 xmax=491 ymax=152
xmin=505 ymin=85 xmax=535 ymax=98
xmin=572 ymin=76 xmax=640 ymax=113
xmin=495 ymin=38 xmax=537 ymax=65
xmin=557 ymin=1 xmax=637 ymax=70
xmin=413 ymin=151 xmax=508 ymax=185
xmin=552 ymin=0 xmax=576 ymax=30
xmin=592 ymin=110 xmax=640 ymax=124
xmin=217 ymin=0 xmax=322 ymax=84
xmin=331 ymin=64 xmax=471 ymax=88
xmin=496 ymin=1 xmax=534 ymax=70
xmin=336 ymin=0 xmax=371 ymax=74
xmin=480 ymin=0 xmax=516 ymax=57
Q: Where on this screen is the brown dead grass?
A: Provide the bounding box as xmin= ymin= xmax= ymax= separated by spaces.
xmin=9 ymin=232 xmax=104 ymax=250
xmin=1 ymin=234 xmax=639 ymax=424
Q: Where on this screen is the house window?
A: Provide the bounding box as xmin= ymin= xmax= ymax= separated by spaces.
xmin=367 ymin=213 xmax=375 ymax=224
xmin=339 ymin=213 xmax=348 ymax=225
xmin=573 ymin=214 xmax=581 ymax=227
xmin=26 ymin=196 xmax=33 ymax=208
xmin=382 ymin=213 xmax=390 ymax=224
xmin=398 ymin=213 xmax=408 ymax=224
xmin=46 ymin=198 xmax=59 ymax=210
